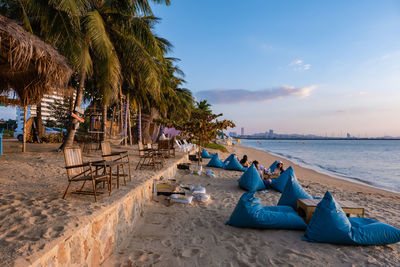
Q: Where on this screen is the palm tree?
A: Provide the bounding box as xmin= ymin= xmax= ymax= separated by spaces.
xmin=196 ymin=100 xmax=212 ymax=114
xmin=2 ymin=0 xmax=171 ymax=147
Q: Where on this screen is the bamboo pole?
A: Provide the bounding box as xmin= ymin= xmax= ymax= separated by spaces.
xmin=127 ymin=95 xmax=132 ymax=145
xmin=22 ymin=106 xmax=27 ymax=152
xmin=110 ymin=106 xmax=115 ymax=137
xmin=120 ymin=94 xmax=123 ymax=135
xmin=124 ymin=99 xmax=128 ymax=146
xmin=138 ymin=103 xmax=142 ymax=144
xmin=102 ymin=104 xmax=107 ymax=141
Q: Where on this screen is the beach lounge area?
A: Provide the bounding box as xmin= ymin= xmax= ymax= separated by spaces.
xmin=1 ymin=141 xmax=399 ymax=266
xmin=1 ymin=1 xmax=400 ymax=266
xmin=0 ymin=141 xmax=188 ymax=266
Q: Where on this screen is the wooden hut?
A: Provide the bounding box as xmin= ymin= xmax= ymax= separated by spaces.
xmin=0 ymin=15 xmax=73 ymax=152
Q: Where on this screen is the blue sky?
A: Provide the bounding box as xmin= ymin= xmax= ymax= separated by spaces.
xmin=150 ymin=0 xmax=400 ymax=137
xmin=1 ymin=1 xmax=400 ymax=137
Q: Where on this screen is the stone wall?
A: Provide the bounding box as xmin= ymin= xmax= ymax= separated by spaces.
xmin=22 ymin=155 xmax=187 ymax=267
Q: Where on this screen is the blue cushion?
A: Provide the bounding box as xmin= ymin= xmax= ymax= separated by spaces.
xmin=238 ymin=164 xmax=266 ymax=191
xmin=277 ymin=176 xmax=312 ymax=209
xmin=224 ymin=156 xmax=247 ymax=171
xmin=206 ymin=153 xmax=225 ymax=168
xmin=271 ymin=166 xmax=294 ymax=192
xmin=349 ymin=217 xmax=400 ymax=245
xmin=223 ymin=154 xmax=235 ymax=165
xmin=303 ymin=191 xmax=400 ymax=245
xmin=201 ymin=149 xmax=213 ymax=158
xmin=269 ymin=161 xmax=278 ymax=172
xmin=226 ymin=192 xmax=307 ymax=229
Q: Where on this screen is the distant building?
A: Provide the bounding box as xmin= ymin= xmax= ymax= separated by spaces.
xmin=229 ymin=132 xmax=237 ymax=137
xmin=268 ymin=129 xmax=274 ymax=138
xmin=14 ymin=91 xmax=74 ymax=140
xmin=240 ymin=127 xmax=244 ymax=135
xmin=347 ymin=133 xmax=351 ymax=138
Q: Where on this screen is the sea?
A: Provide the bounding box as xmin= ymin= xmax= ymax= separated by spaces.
xmin=241 ymin=139 xmax=400 ymax=193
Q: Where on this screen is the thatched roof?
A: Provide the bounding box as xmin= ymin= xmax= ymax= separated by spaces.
xmin=0 ymin=15 xmax=73 ymax=106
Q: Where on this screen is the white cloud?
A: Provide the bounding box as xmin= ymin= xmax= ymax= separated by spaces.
xmin=290 ymin=59 xmax=303 ymax=66
xmin=289 ymin=59 xmax=311 ymax=71
xmin=196 ymin=85 xmax=318 ymax=104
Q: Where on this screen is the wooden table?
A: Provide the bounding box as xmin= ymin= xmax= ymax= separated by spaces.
xmin=93 ymin=161 xmax=126 ymax=193
xmin=297 ymin=198 xmax=365 ymax=223
xmin=263 ymin=173 xmax=280 ymax=179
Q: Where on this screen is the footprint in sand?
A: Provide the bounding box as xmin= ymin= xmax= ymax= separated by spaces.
xmin=181 ymin=247 xmax=201 ymax=258
xmin=161 ymin=239 xmax=172 ymax=247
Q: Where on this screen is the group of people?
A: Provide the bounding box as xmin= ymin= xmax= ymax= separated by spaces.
xmin=239 ymin=154 xmax=285 ymax=188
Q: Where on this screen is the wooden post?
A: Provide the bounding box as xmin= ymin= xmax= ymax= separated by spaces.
xmin=22 ymin=106 xmax=27 ymax=152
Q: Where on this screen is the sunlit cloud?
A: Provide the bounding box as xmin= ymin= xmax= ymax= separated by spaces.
xmin=345 ymin=91 xmax=369 ymax=97
xmin=196 ymin=85 xmax=317 ymax=104
xmin=289 ymin=59 xmax=311 ymax=71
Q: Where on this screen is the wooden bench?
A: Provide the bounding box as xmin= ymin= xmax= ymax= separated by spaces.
xmin=297 ymin=198 xmax=365 ymax=223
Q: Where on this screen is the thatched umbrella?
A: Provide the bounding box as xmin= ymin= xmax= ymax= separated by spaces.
xmin=0 ymin=15 xmax=73 ymax=152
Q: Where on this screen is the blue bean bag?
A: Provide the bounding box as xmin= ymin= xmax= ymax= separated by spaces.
xmin=223 ymin=154 xmax=235 ymax=165
xmin=277 ymin=176 xmax=312 ymax=210
xmin=226 ymin=192 xmax=307 ymax=229
xmin=224 ymin=156 xmax=247 ymax=172
xmin=206 ymin=153 xmax=225 ymax=168
xmin=238 ymin=164 xmax=266 ymax=191
xmin=269 ymin=161 xmax=279 ymax=172
xmin=271 ymin=166 xmax=294 ymax=192
xmin=303 ymin=191 xmax=400 ymax=245
xmin=201 ymin=149 xmax=213 ymax=158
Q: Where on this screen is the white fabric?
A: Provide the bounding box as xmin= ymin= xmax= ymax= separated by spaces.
xmin=170 ymin=194 xmax=193 ymax=204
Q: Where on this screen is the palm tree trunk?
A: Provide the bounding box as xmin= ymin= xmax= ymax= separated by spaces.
xmin=59 ymin=69 xmax=86 ymax=150
xmin=102 ymin=104 xmax=107 ymax=141
xmin=138 ymin=103 xmax=142 ymax=144
xmin=22 ymin=106 xmax=27 ymax=152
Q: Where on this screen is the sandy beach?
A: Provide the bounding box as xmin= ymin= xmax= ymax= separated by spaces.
xmin=103 ymin=144 xmax=400 ymax=267
xmin=0 ymin=140 xmax=186 ymax=266
xmin=0 ymin=141 xmax=399 ymax=266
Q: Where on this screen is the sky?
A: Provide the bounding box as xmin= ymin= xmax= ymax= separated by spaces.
xmin=1 ymin=1 xmax=399 ymax=137
xmin=149 ymin=0 xmax=400 ymax=137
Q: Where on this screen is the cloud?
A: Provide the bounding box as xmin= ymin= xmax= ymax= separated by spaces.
xmin=345 ymin=91 xmax=368 ymax=97
xmin=196 ymin=85 xmax=317 ymax=104
xmin=289 ymin=59 xmax=311 ymax=71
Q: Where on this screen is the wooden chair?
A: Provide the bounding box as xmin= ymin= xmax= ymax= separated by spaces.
xmin=63 ymin=147 xmax=110 ymax=202
xmin=136 ymin=142 xmax=163 ymax=170
xmin=101 ymin=141 xmax=132 ymax=191
xmin=147 ymin=143 xmax=165 ymax=166
xmin=158 ymin=139 xmax=175 ymax=158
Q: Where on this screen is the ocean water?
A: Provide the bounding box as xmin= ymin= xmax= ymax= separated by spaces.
xmin=241 ymin=139 xmax=400 ymax=193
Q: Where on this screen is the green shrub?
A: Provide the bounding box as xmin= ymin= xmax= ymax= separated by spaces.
xmin=203 ymin=143 xmax=228 ymax=152
xmin=2 ymin=129 xmax=14 ymax=137
xmin=42 ymin=133 xmax=63 ymax=143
